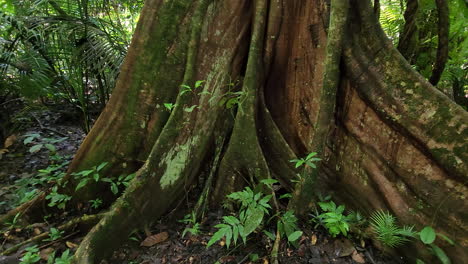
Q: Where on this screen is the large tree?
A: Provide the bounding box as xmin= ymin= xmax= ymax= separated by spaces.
xmin=3 ymin=0 xmax=467 ymax=263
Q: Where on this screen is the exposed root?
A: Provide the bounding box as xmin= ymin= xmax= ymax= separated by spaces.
xmin=193 ymin=135 xmax=226 ymax=220
xmin=270 ymin=229 xmax=281 ymax=264
xmin=214 ymin=0 xmax=271 ymax=199
xmin=291 ymin=0 xmax=349 ymax=214
xmin=1 ymin=213 xmax=104 ymax=256
xmin=0 ymin=193 xmax=46 ymax=229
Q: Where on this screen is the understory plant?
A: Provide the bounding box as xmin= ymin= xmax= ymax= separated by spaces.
xmin=179 ymin=211 xmax=201 ymax=237
xmin=208 ymin=179 xmax=303 ymax=249
xmin=207 ymin=186 xmax=272 ymax=248
xmin=312 ymin=200 xmax=354 ymax=237
xmin=370 ymin=210 xmax=416 ymax=247
xmin=370 ymin=211 xmax=454 ymax=264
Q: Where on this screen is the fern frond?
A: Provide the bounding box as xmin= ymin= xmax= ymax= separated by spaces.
xmin=370 ymin=210 xmax=414 ymax=248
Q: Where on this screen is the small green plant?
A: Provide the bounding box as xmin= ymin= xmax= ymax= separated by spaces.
xmin=179 ymin=211 xmax=201 ymax=237
xmin=313 ymin=201 xmax=353 ymax=237
xmin=290 ymin=152 xmax=321 ymax=169
xmin=207 ymin=187 xmax=272 ymax=248
xmin=23 ymin=133 xmax=67 ymax=154
xmin=45 ymin=186 xmax=72 ymax=209
xmin=180 ymin=80 xmax=204 ymax=95
xmin=73 ymin=162 xmax=135 ymax=195
xmin=20 ymin=246 xmax=40 ymax=264
xmin=260 ymin=179 xmax=302 ymax=245
xmin=276 ymin=210 xmax=303 ymax=244
xmin=371 ymin=211 xmax=454 ymax=264
xmin=370 ymin=210 xmax=416 ymax=248
xmin=5 ymin=212 xmax=21 ymax=229
xmin=219 ymin=91 xmax=245 ymax=109
xmin=289 ymin=152 xmax=321 ymax=183
xmin=415 ymin=226 xmax=454 ymax=264
xmin=44 ymin=227 xmax=64 ymax=241
xmin=102 ymin=172 xmax=136 ymax=195
xmin=47 ymin=249 xmax=73 ymax=264
xmin=89 ymin=198 xmax=103 ymax=209
xmin=73 ymin=162 xmax=109 ymax=190
xmin=163 ymin=103 xmax=176 ymax=111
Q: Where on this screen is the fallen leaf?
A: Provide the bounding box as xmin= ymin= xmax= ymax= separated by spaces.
xmin=334 ymin=238 xmax=355 ymax=257
xmin=311 ymin=234 xmax=317 ymax=245
xmin=66 ymin=241 xmax=79 ymax=248
xmin=140 ymin=231 xmax=169 ymax=247
xmin=352 ymin=250 xmax=366 ymax=263
xmin=4 ymin=134 xmax=17 ymax=148
xmin=33 ymin=228 xmax=42 ymax=235
xmin=262 ymin=257 xmax=269 ymax=264
xmin=39 ymin=247 xmax=54 ymax=260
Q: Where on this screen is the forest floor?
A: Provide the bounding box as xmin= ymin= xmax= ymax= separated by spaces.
xmin=0 ymin=107 xmax=404 ymax=264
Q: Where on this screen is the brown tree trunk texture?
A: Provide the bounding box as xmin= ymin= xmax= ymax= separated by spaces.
xmin=397 ymin=0 xmax=419 ymax=63
xmin=3 ymin=0 xmax=466 ymax=263
xmin=429 ymin=0 xmax=449 ymax=86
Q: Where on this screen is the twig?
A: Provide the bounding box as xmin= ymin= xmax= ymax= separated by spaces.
xmin=0 ymin=98 xmax=22 ymax=107
xmin=1 ymin=213 xmax=105 ymax=255
xmin=364 ymin=249 xmax=377 ymax=264
xmin=30 ymin=113 xmax=68 ymax=137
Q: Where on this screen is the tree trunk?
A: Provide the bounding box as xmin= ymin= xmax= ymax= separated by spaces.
xmin=6 ymin=0 xmax=466 ymax=263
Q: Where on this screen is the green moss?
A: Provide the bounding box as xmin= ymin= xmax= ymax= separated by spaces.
xmin=159 ymin=136 xmax=199 ymax=189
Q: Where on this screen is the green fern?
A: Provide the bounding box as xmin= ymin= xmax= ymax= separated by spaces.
xmin=370 ymin=210 xmax=416 ymax=248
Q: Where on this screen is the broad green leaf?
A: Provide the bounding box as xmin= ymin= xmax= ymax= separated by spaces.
xmin=93 ymin=173 xmax=100 ymax=182
xmin=260 ymin=179 xmax=278 ymax=186
xmin=111 ymin=183 xmax=118 ymax=194
xmin=226 ymin=98 xmax=238 ymax=109
xmin=437 ymin=233 xmax=455 ymax=245
xmin=263 ymin=230 xmax=275 ymax=241
xmin=184 ymin=105 xmax=197 ymax=113
xmin=195 ymin=80 xmax=205 ymax=88
xmin=305 ymin=152 xmax=317 ymax=160
xmin=279 ymin=193 xmax=292 ymax=199
xmin=238 ymin=225 xmax=247 ymax=244
xmin=29 ymin=144 xmax=43 ymax=153
xmin=225 ymin=227 xmax=232 ymax=248
xmin=416 ymin=259 xmax=426 ymax=264
xmin=295 ymin=160 xmax=305 ymax=168
xmin=287 ymin=231 xmax=303 ymax=242
xmin=223 ymin=216 xmax=240 ymax=225
xmin=207 ymin=228 xmax=227 ymax=248
xmin=420 ymin=226 xmax=436 ymax=244
xmin=76 ymin=179 xmax=88 ymax=190
xmin=336 ymin=205 xmax=345 ymax=214
xmin=164 ymin=103 xmax=174 ymax=111
xmin=243 ymin=207 xmax=264 ymax=236
xmin=44 ymin=144 xmax=56 ymax=152
xmin=430 ymin=244 xmax=451 ymax=264
xmin=96 ymin=162 xmax=108 ymax=171
xmin=23 ymin=136 xmax=36 ymax=144
xmin=232 ymin=224 xmax=239 ymax=245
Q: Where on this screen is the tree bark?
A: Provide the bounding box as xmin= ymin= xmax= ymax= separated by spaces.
xmin=429 ymin=0 xmax=449 ymax=86
xmin=397 ymin=0 xmax=419 ymax=63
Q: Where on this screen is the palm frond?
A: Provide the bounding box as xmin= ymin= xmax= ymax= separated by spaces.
xmin=370 ymin=210 xmax=415 ymax=248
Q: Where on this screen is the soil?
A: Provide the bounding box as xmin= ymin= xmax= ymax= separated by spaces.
xmin=107 ymin=209 xmax=404 ymax=264
xmin=0 ymin=107 xmax=405 ymax=264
